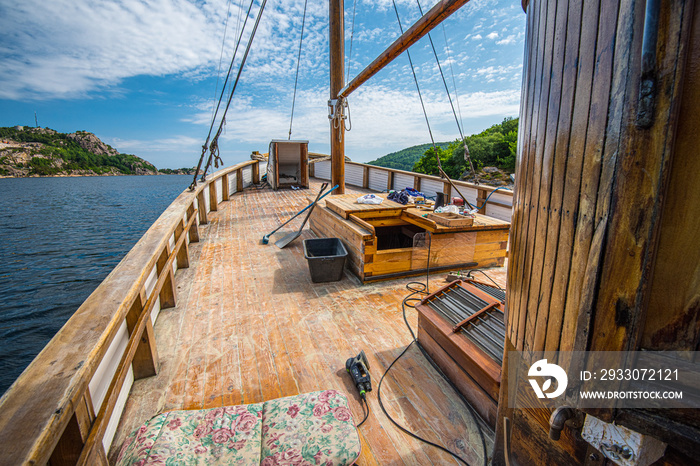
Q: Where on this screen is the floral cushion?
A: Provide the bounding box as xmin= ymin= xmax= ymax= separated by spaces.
xmin=116 ymin=390 xmax=361 ymax=466
xmin=261 ymin=390 xmax=361 ymax=466
xmin=116 ymin=403 xmax=264 ymax=465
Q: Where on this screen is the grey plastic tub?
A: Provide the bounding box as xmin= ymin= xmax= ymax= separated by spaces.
xmin=303 ymin=238 xmax=348 ymax=283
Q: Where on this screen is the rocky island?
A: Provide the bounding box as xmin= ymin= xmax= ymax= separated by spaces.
xmin=0 ymin=126 xmax=194 ymax=177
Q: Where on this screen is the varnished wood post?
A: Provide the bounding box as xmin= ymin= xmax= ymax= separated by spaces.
xmin=252 ymin=162 xmax=260 ymax=184
xmin=330 ymin=0 xmax=345 ymax=194
xmin=309 ymin=160 xmax=315 ymax=178
xmin=187 ymin=203 xmax=200 ymax=243
xmin=300 ymin=144 xmax=309 ymax=187
xmin=174 ymin=219 xmax=190 ymax=269
xmin=156 ymin=247 xmax=176 ymax=310
xmin=209 ymin=182 xmax=218 ymax=212
xmin=387 ymin=170 xmax=394 ymax=191
xmin=222 ymin=174 xmax=230 ymax=201
xmin=49 ymin=392 xmax=98 ymax=466
xmin=125 ymin=289 xmax=158 ymax=379
xmin=477 ymin=187 xmax=488 ymax=214
xmin=443 ymin=181 xmax=452 ymax=201
xmin=362 ymin=166 xmax=369 ymax=188
xmin=414 ymin=175 xmax=421 ymax=192
xmin=197 ymin=191 xmax=208 ymax=225
xmin=237 ymin=168 xmax=243 ymax=192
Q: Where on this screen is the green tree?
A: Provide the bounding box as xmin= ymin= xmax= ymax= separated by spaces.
xmin=412 ymin=143 xmax=455 ymax=176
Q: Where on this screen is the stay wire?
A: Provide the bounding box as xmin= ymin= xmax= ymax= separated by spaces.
xmin=441 ymin=23 xmax=464 ymax=132
xmin=390 ymin=0 xmax=437 ymax=156
xmin=414 ymin=0 xmax=478 ymax=184
xmin=211 ymin=0 xmax=234 ymax=124
xmin=202 ymin=0 xmax=269 ymax=179
xmin=390 ymin=1 xmax=475 ymax=209
xmin=288 ymin=0 xmax=309 ymax=140
xmin=467 ymin=269 xmax=505 ymax=292
xmin=190 ymin=0 xmax=257 ymax=190
xmin=346 ymin=0 xmax=358 ymax=82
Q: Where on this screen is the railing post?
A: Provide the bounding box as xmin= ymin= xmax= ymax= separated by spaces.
xmin=49 ymin=391 xmax=99 ymax=466
xmin=187 ymin=203 xmax=200 ymax=242
xmin=443 ymin=181 xmax=452 ymax=201
xmin=156 ymin=247 xmax=176 ymax=309
xmin=253 ymin=162 xmax=260 ymax=184
xmin=174 ymin=219 xmax=190 ymax=269
xmin=197 ymin=191 xmax=208 ymax=225
xmin=237 ymin=168 xmax=243 ymax=192
xmin=125 ymin=289 xmax=158 ymax=379
xmin=309 ymin=160 xmax=315 ymax=178
xmin=362 ymin=166 xmax=369 ymax=189
xmin=209 ymin=182 xmax=218 ymax=212
xmin=414 ymin=175 xmax=421 ymax=192
xmin=387 ymin=170 xmax=394 ymax=191
xmin=222 ymin=174 xmax=230 ymax=201
xmin=477 ymin=187 xmax=488 ymax=214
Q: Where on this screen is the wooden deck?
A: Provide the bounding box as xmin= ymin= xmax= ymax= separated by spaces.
xmin=109 ymin=179 xmax=506 ymax=465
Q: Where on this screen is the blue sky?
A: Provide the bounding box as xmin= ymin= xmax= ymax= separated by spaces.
xmin=0 ymin=0 xmax=525 ymax=169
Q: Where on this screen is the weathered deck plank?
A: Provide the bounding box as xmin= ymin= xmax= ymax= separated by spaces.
xmin=109 ymin=180 xmax=504 ymax=464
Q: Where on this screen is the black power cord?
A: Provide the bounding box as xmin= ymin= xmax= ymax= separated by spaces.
xmin=356 ymin=395 xmax=369 ymax=428
xmin=375 ymin=234 xmax=489 ymax=466
xmin=467 ymin=269 xmax=505 ymax=292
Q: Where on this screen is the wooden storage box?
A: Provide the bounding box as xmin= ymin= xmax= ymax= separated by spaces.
xmin=308 ymin=194 xmax=509 ymax=282
xmin=426 ymin=212 xmax=474 ymax=227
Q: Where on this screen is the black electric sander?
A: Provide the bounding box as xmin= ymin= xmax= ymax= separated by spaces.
xmin=346 ymin=351 xmax=372 ymax=398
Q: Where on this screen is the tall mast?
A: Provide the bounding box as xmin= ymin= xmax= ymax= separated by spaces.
xmin=329 ymin=0 xmax=345 ymax=194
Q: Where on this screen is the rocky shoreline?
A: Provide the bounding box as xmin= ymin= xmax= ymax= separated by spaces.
xmin=0 ymin=126 xmax=196 ymax=178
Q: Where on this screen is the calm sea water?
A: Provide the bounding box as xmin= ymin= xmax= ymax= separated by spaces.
xmin=0 ymin=175 xmax=191 ymax=395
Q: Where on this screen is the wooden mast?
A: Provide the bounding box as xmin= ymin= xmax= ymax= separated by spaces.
xmin=329 ymin=0 xmax=345 ymax=194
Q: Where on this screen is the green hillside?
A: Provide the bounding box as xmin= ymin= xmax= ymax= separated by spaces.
xmin=367 ymin=142 xmax=450 ymax=172
xmin=411 ymin=117 xmax=519 ymax=179
xmin=0 ymin=126 xmax=158 ymax=177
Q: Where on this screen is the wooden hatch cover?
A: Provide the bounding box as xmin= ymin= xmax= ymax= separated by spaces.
xmin=324 ymin=193 xmax=408 ymax=219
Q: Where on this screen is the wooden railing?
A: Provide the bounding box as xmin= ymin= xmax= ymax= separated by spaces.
xmin=310 ymin=160 xmax=514 ymax=221
xmin=0 ymin=160 xmax=260 ymax=465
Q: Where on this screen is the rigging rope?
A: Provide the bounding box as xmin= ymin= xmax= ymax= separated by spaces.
xmin=191 ymin=0 xmax=268 ymax=189
xmin=390 ymin=0 xmax=474 ymax=209
xmin=415 ymin=0 xmax=478 ymax=185
xmin=203 ymin=0 xmax=269 ymax=178
xmin=190 ymin=0 xmax=257 ymax=190
xmin=288 ymin=0 xmax=309 ymax=140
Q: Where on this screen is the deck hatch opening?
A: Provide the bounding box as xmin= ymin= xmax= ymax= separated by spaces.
xmin=375 ymin=224 xmax=425 ymax=250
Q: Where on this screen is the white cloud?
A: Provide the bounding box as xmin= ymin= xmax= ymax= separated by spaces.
xmin=473 ymin=64 xmax=521 ymax=80
xmin=471 ymin=34 xmax=483 ymax=40
xmin=0 ymin=0 xmax=331 ymax=100
xmin=497 ymin=34 xmax=516 ymax=45
xmin=109 ymin=135 xmax=201 ymax=153
xmin=486 ymin=31 xmax=499 ymax=40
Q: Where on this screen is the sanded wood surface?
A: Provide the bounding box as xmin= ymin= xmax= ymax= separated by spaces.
xmin=109 ymin=179 xmax=506 ymax=465
xmin=325 ymin=193 xmax=407 ymax=219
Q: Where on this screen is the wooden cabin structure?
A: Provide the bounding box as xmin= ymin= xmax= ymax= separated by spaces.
xmin=266 ymin=139 xmax=309 ymax=189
